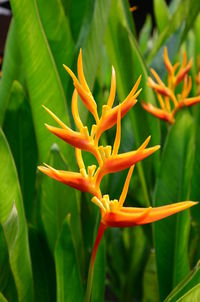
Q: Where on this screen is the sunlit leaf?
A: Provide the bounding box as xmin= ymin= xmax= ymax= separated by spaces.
xmin=36 ymin=0 xmax=75 ymax=90
xmin=0 ymin=129 xmax=33 ymax=301
xmin=153 ymin=0 xmax=170 ymax=33
xmin=10 ymin=1 xmax=71 ymax=162
xmin=177 ymin=284 xmax=200 ymax=301
xmin=148 ymin=0 xmax=200 ymax=62
xmin=165 ymin=262 xmax=200 ymax=302
xmin=0 ymin=292 xmax=8 ymax=302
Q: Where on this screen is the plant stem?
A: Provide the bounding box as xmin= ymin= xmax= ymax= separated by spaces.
xmin=84 ymin=222 xmax=106 ymax=302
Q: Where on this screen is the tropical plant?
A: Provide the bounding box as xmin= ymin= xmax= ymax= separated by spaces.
xmin=0 ymin=0 xmax=200 ymax=301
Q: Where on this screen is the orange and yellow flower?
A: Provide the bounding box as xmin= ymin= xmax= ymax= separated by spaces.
xmin=38 ymin=49 xmax=197 ymax=301
xmin=142 ymin=47 xmax=200 ymax=124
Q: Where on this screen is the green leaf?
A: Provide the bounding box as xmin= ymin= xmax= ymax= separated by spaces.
xmin=9 ymin=1 xmax=71 ymax=162
xmin=29 ymin=226 xmax=56 ymax=302
xmin=3 ymin=81 xmax=38 ymax=221
xmin=36 ymin=0 xmax=75 ymax=90
xmin=148 ymin=0 xmax=200 ymax=63
xmin=143 ymin=250 xmax=159 ymax=302
xmin=61 ymin=0 xmax=88 ymax=41
xmin=105 ymin=0 xmax=160 ymax=205
xmin=189 ymin=109 xmax=200 ymax=260
xmin=169 ymin=0 xmax=181 ymax=14
xmin=191 ymin=108 xmax=200 ymax=206
xmin=81 ymin=0 xmax=112 ymax=89
xmin=177 ymin=284 xmax=200 ymax=301
xmin=180 ymin=0 xmax=200 ymax=43
xmin=194 ymin=15 xmax=200 ymax=64
xmin=40 ymin=144 xmax=82 ymax=258
xmin=139 ymin=15 xmax=152 ymax=57
xmin=165 ymin=262 xmax=200 ymax=302
xmin=55 ymin=215 xmax=83 ymax=302
xmin=0 ymin=21 xmax=21 ymax=125
xmin=0 ymin=225 xmax=17 ymax=301
xmin=0 ymin=129 xmax=33 ymax=301
xmin=153 ymin=0 xmax=170 ymax=33
xmin=154 ymin=111 xmax=194 ymax=301
xmin=122 ymin=227 xmax=150 ymax=301
xmin=0 ymin=292 xmax=8 ymax=302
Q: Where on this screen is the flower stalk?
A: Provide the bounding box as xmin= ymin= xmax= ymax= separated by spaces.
xmin=84 ymin=223 xmax=106 ymax=302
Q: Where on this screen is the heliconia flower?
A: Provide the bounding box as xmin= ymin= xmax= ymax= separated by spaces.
xmin=94 ymin=75 xmax=141 ymax=144
xmin=89 ymin=164 xmax=197 ymax=301
xmin=148 ymin=77 xmax=171 ymax=97
xmin=63 ymin=50 xmax=99 ymax=124
xmin=101 ymin=201 xmax=196 ymax=228
xmin=179 ymin=96 xmax=200 ymax=107
xmin=143 ymin=47 xmax=200 ymax=124
xmin=175 ymin=58 xmax=192 ymax=86
xmin=142 ymin=102 xmax=174 ymax=124
xmin=90 ymin=164 xmax=197 ymax=229
xmin=38 ymin=49 xmax=198 ymax=302
xmin=38 ymin=163 xmax=101 ymax=198
xmin=164 ymin=47 xmax=173 ymax=74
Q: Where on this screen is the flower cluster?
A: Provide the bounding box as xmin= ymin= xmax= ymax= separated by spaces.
xmin=38 ymin=50 xmax=196 ymax=300
xmin=142 ymin=47 xmax=200 ymax=124
xmin=38 ymin=50 xmax=196 ymax=230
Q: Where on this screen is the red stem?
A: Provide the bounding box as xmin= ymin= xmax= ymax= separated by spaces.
xmin=84 ymin=222 xmax=106 ymax=302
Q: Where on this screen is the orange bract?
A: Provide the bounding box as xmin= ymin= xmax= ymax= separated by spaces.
xmin=39 ymin=49 xmax=196 ymax=228
xmin=142 ymin=47 xmax=200 ymax=124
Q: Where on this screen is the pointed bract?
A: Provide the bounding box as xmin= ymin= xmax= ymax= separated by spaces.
xmin=142 ymin=102 xmax=174 ymax=124
xmin=102 ymin=201 xmax=197 ymax=227
xmin=38 ymin=165 xmax=100 ymax=197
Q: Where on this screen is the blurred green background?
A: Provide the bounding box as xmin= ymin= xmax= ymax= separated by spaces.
xmin=0 ymin=0 xmax=200 ymax=301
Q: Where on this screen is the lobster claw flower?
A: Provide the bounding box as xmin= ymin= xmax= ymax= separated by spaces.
xmin=94 ymin=75 xmax=141 ymax=144
xmin=143 ymin=47 xmax=199 ymax=124
xmin=101 ymin=201 xmax=197 ymax=228
xmin=42 ymin=105 xmax=102 ymax=163
xmin=38 ymin=49 xmax=198 ymax=302
xmin=38 ymin=164 xmax=101 ymax=197
xmin=92 ymin=164 xmax=197 ymax=228
xmin=175 ymin=59 xmax=192 ymax=85
xmin=92 ymin=164 xmax=197 ymax=229
xmin=63 ymin=50 xmax=99 ymax=123
xmin=95 ymin=135 xmax=160 ymax=186
xmin=148 ymin=77 xmax=171 ymax=97
xmin=180 ymin=96 xmax=200 ymax=107
xmin=45 ymin=123 xmax=92 ymax=150
xmin=102 ymin=145 xmax=160 ymax=174
xmin=164 ymin=47 xmax=173 ymax=74
xmin=141 ymin=102 xmax=175 ymax=124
